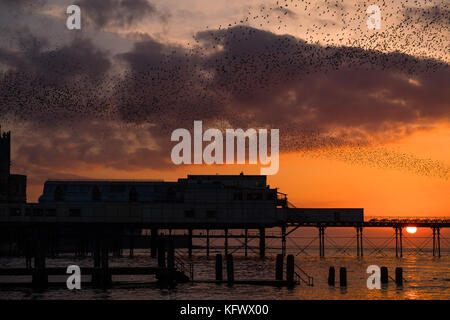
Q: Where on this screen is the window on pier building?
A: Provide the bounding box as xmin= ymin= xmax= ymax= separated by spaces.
xmin=54 ymin=186 xmax=64 ymax=201
xmin=92 ymin=186 xmax=101 ymax=201
xmin=129 ymin=186 xmax=138 ymax=202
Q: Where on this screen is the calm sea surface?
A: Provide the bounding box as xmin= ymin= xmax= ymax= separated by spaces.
xmin=1 ymin=248 xmax=449 ymax=300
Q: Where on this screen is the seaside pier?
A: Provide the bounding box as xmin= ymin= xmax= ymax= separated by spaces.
xmin=0 ymin=129 xmax=449 ymax=289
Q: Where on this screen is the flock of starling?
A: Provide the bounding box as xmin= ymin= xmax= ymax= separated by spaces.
xmin=0 ymin=0 xmax=448 ymax=179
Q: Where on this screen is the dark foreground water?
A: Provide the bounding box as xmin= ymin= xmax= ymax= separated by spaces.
xmin=1 ymin=248 xmax=449 ymax=300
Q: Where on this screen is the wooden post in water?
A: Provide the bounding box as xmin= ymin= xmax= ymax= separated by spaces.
xmin=395 ymin=267 xmax=403 ymax=286
xmin=276 ymin=254 xmax=283 ymax=281
xmin=339 ymin=267 xmax=347 ymax=287
xmin=380 ymin=266 xmax=388 ymax=284
xmin=328 ymin=266 xmax=335 ymax=286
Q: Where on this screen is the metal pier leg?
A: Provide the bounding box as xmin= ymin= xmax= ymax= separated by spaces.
xmin=206 ymin=229 xmax=210 ymax=258
xmin=188 ymin=228 xmax=193 ymax=258
xmin=224 ymin=229 xmax=228 ymax=256
xmin=318 ymin=227 xmax=322 ymax=257
xmin=259 ymin=228 xmax=265 ymax=259
xmin=244 ymin=229 xmax=248 ymax=257
xmin=437 ymin=228 xmax=441 ymax=258
xmin=356 ymin=227 xmax=360 ymax=257
xmin=399 ymin=227 xmax=403 ymax=258
xmin=432 ymin=227 xmax=436 ymax=257
xmin=395 ymin=228 xmax=398 ymax=258
xmin=360 ymin=227 xmax=364 ymax=257
xmin=318 ymin=227 xmax=325 ymax=257
xmin=281 ymin=226 xmax=286 ymax=257
xmin=151 ymin=228 xmax=158 ymax=258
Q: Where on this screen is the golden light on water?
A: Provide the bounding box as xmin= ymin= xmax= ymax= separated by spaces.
xmin=406 ymin=226 xmax=417 ymax=234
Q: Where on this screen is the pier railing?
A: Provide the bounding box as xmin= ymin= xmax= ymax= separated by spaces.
xmin=294 ymin=264 xmax=314 ymax=286
xmin=174 ymin=251 xmax=194 ymax=281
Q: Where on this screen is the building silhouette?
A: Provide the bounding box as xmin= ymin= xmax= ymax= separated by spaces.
xmin=0 ymin=127 xmax=26 ymax=203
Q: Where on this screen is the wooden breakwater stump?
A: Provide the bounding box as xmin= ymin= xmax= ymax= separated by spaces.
xmin=226 ymin=254 xmax=234 ymax=286
xmin=286 ymin=254 xmax=294 ymax=288
xmin=215 ymin=254 xmax=223 ymax=281
xmin=339 ymin=267 xmax=347 ymax=287
xmin=395 ymin=267 xmax=403 ymax=286
xmin=381 ymin=266 xmax=388 ymax=284
xmin=328 ymin=266 xmax=335 ymax=286
xmin=275 ymin=254 xmax=284 ymax=281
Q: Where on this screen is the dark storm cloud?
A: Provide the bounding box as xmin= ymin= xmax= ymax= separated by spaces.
xmin=77 ymin=0 xmax=161 ymax=28
xmin=0 ymin=34 xmax=112 ymax=123
xmin=113 ymin=26 xmax=449 ymax=149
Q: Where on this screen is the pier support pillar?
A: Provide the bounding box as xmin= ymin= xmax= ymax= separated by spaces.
xmin=129 ymin=230 xmax=134 ymax=259
xmin=244 ymin=229 xmax=248 ymax=257
xmin=281 ymin=226 xmax=286 ymax=257
xmin=92 ymin=236 xmax=111 ymax=288
xmin=433 ymin=227 xmax=441 ymax=258
xmin=437 ymin=228 xmax=441 ymax=258
xmin=167 ymin=239 xmax=175 ymax=270
xmin=151 ymin=228 xmax=158 ymax=258
xmin=206 ymin=229 xmax=210 ymax=258
xmin=395 ymin=227 xmax=403 ymax=258
xmin=224 ymin=229 xmax=228 ymax=256
xmin=432 ymin=227 xmax=436 ymax=257
xmin=188 ymin=228 xmax=193 ymax=258
xmin=318 ymin=227 xmax=325 ymax=257
xmin=32 ymin=229 xmax=48 ymax=290
xmin=215 ymin=254 xmax=223 ymax=281
xmin=360 ymin=227 xmax=364 ymax=257
xmin=286 ymin=254 xmax=294 ymax=287
xmin=158 ymin=237 xmax=166 ymax=268
xmin=259 ymin=228 xmax=265 ymax=259
xmin=356 ymin=227 xmax=360 ymax=257
xmin=226 ymin=254 xmax=234 ymax=286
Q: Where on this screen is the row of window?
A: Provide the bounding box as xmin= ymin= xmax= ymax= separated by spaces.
xmin=233 ymin=192 xmax=276 ymax=201
xmin=9 ymin=208 xmax=81 ymax=217
xmin=9 ymin=208 xmax=219 ymax=218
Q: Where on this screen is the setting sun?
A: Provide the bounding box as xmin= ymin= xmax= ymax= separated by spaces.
xmin=406 ymin=227 xmax=418 ymax=234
